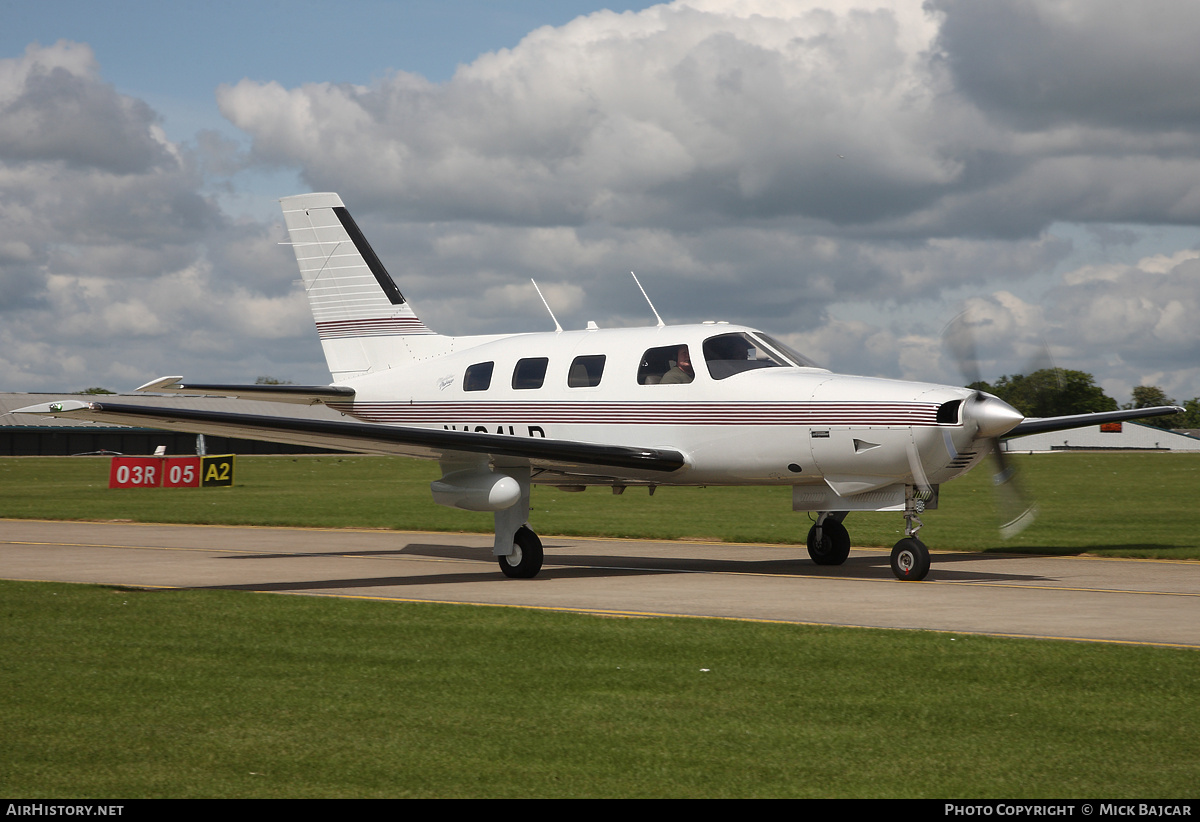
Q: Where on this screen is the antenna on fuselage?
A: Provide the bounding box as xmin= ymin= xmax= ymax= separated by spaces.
xmin=530 ymin=279 xmax=563 ymax=333
xmin=630 ymin=271 xmax=665 ymax=328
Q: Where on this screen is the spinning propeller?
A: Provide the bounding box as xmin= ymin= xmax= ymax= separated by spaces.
xmin=943 ymin=312 xmax=1039 ymax=538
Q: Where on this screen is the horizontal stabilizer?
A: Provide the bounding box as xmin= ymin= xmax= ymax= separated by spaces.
xmin=135 ymin=376 xmax=354 ymax=405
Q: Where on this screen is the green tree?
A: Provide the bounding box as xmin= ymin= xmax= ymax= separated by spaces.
xmin=1125 ymin=385 xmax=1183 ymax=429
xmin=1180 ymin=398 xmax=1200 ymax=429
xmin=971 ymin=369 xmax=1117 ymax=417
xmin=78 ymin=387 xmax=115 ymax=394
xmin=254 ymin=376 xmax=294 ymax=385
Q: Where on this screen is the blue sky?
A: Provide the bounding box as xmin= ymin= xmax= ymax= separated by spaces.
xmin=6 ymin=2 xmax=657 ymax=88
xmin=2 ymin=1 xmax=660 ymax=213
xmin=3 ymin=1 xmax=1200 ymax=402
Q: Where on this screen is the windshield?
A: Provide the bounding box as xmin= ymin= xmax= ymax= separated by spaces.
xmin=752 ymin=333 xmax=823 ymax=369
xmin=703 ymin=332 xmax=794 ymax=380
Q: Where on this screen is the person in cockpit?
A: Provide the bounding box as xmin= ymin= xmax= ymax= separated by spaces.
xmin=659 ymin=345 xmax=694 ymax=384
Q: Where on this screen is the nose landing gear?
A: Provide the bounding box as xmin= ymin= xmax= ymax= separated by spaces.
xmin=890 ymin=488 xmax=931 ymax=581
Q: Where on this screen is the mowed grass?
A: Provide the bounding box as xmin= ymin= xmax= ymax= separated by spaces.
xmin=2 ymin=579 xmax=1197 ymax=799
xmin=2 ymin=452 xmax=1198 ymax=557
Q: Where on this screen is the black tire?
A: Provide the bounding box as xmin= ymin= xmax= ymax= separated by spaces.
xmin=890 ymin=537 xmax=930 ymax=581
xmin=498 ymin=526 xmax=543 ymax=579
xmin=806 ymin=518 xmax=851 ymax=566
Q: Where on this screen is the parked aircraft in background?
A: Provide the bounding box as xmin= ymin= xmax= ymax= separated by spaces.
xmin=18 ymin=193 xmax=1182 ymax=581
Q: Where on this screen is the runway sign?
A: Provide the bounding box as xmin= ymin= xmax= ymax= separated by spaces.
xmin=109 ymin=455 xmax=235 ymax=489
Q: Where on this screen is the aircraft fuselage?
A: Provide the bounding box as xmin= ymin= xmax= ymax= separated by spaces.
xmin=329 ymin=323 xmax=990 ymax=491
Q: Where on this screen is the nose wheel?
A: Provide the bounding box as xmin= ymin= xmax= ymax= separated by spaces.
xmin=890 ymin=537 xmax=930 ymax=581
xmin=886 ymin=486 xmax=933 ymax=581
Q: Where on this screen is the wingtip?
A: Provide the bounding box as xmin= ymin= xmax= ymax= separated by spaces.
xmin=14 ymin=400 xmax=94 ymax=415
xmin=135 ymin=376 xmax=185 ymax=393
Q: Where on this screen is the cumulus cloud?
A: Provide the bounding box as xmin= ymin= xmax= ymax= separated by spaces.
xmin=0 ymin=41 xmax=176 ymax=173
xmin=218 ymin=0 xmax=958 ymax=228
xmin=0 ymin=41 xmax=322 ymax=391
xmin=218 ymin=0 xmax=1200 ymax=239
xmin=932 ymin=0 xmax=1200 ymax=131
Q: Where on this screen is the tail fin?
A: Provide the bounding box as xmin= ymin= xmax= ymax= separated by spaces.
xmin=280 ymin=192 xmax=445 ymax=380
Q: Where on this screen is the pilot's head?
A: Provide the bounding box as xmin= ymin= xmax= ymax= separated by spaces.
xmin=676 ymin=345 xmax=693 ymax=374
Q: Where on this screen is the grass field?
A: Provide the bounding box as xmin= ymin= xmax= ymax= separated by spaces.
xmin=2 ymin=579 xmax=1197 ymax=798
xmin=2 ymin=452 xmax=1198 ymax=797
xmin=2 ymin=452 xmax=1198 ymax=557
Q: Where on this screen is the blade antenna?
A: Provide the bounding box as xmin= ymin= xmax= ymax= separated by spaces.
xmin=630 ymin=271 xmax=664 ymax=328
xmin=530 ymin=279 xmax=563 ymax=333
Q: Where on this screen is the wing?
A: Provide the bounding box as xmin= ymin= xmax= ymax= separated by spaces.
xmin=14 ymin=400 xmax=687 ymax=477
xmin=1006 ymin=405 xmax=1184 ymax=438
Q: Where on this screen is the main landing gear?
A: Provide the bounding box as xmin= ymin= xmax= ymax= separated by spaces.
xmin=808 ymin=489 xmax=933 ymax=581
xmin=498 ymin=525 xmax=543 ymax=579
xmin=806 ymin=512 xmax=851 ymax=566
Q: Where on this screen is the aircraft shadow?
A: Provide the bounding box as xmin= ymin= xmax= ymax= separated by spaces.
xmin=203 ymin=540 xmax=1055 ymax=589
xmin=988 ymin=543 xmax=1182 ymax=555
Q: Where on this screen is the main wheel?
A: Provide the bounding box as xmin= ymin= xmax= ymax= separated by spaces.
xmin=498 ymin=526 xmax=543 ymax=579
xmin=890 ymin=537 xmax=930 ymax=581
xmin=806 ymin=518 xmax=851 ymax=566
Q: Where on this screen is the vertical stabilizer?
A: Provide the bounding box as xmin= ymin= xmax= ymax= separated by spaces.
xmin=280 ymin=192 xmax=444 ymax=380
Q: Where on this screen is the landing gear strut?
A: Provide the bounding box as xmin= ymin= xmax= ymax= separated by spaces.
xmin=890 ymin=487 xmax=931 ymax=581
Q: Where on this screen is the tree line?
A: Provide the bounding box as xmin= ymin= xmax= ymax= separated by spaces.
xmin=969 ymin=370 xmax=1200 ymax=430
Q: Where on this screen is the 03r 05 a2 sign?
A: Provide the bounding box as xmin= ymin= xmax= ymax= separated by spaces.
xmin=109 ymin=455 xmax=236 ymax=489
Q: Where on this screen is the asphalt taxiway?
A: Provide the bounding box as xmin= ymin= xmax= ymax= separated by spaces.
xmin=2 ymin=519 xmax=1198 ymax=647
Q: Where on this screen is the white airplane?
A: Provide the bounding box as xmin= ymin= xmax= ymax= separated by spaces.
xmin=18 ymin=193 xmax=1184 ymax=581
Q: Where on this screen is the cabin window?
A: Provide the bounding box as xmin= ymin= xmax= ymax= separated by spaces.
xmin=703 ymin=333 xmax=792 ymax=380
xmin=638 ymin=344 xmax=694 ymax=385
xmin=463 ymin=361 xmax=494 ymax=392
xmin=568 ymin=355 xmax=606 ymax=388
xmin=512 ymin=357 xmax=549 ymax=390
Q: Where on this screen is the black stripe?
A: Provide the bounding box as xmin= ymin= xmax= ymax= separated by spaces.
xmin=332 ymin=206 xmax=406 ymax=305
xmin=174 ymin=383 xmax=355 ymax=399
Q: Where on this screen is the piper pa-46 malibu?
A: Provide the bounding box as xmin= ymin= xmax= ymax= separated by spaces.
xmin=19 ymin=193 xmax=1183 ymax=581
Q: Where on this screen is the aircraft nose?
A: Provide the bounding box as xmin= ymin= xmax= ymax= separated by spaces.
xmin=967 ymin=393 xmax=1024 ymax=439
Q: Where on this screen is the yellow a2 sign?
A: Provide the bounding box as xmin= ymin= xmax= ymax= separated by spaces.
xmin=201 ymin=455 xmax=236 ymax=487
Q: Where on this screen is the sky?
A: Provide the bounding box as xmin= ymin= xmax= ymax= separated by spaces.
xmin=3 ymin=0 xmax=1200 ymax=403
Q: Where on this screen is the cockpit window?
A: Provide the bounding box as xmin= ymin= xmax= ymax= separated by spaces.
xmin=703 ymin=332 xmax=794 ymax=380
xmin=638 ymin=345 xmax=694 ymax=385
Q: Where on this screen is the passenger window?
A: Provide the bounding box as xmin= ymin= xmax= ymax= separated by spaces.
xmin=568 ymin=355 xmax=606 ymax=388
xmin=512 ymin=357 xmax=549 ymax=390
xmin=638 ymin=345 xmax=694 ymax=385
xmin=463 ymin=361 xmax=494 ymax=392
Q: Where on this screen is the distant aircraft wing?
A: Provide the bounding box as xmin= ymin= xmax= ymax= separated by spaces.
xmin=1006 ymin=405 xmax=1184 ymax=438
xmin=135 ymin=376 xmax=355 ymax=406
xmin=14 ymin=400 xmax=687 ymax=475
